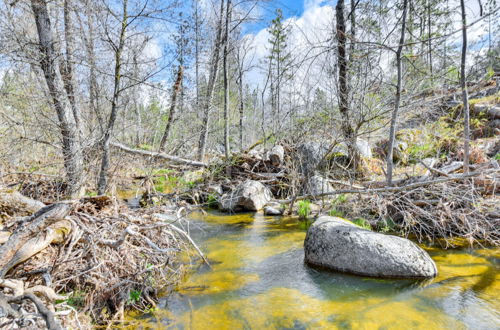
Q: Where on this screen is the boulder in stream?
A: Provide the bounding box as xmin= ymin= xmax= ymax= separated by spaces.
xmin=264 ymin=202 xmax=284 ymax=216
xmin=304 ymin=216 xmax=437 ymax=278
xmin=219 ymin=180 xmax=272 ymax=212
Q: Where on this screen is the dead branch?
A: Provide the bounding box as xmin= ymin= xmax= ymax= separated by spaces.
xmin=111 ymin=142 xmax=208 ymax=167
xmin=275 ymin=169 xmax=498 ymax=203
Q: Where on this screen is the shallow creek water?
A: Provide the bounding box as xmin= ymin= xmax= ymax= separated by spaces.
xmin=133 ymin=211 xmax=499 ymax=329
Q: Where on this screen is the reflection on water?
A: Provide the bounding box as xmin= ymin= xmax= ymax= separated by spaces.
xmin=132 ymin=211 xmax=500 ymax=329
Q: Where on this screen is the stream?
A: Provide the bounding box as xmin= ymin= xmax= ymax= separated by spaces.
xmin=132 ymin=211 xmax=499 ymax=329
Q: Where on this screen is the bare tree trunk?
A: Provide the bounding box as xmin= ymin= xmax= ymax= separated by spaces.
xmin=427 ymin=0 xmax=433 ymax=75
xmin=62 ymin=0 xmax=80 ymax=129
xmin=460 ymin=0 xmax=470 ymax=173
xmin=197 ymin=0 xmax=225 ymax=161
xmin=237 ymin=58 xmax=244 ymax=151
xmin=83 ymin=0 xmax=102 ymax=133
xmin=223 ymin=0 xmax=232 ymax=158
xmin=97 ymin=0 xmax=128 ymax=194
xmin=194 ymin=0 xmax=200 ymax=114
xmin=31 ymin=0 xmax=84 ymax=198
xmin=159 ymin=65 xmax=183 ymax=152
xmin=386 ymin=0 xmax=408 ymax=185
xmin=336 ymin=0 xmax=358 ymax=170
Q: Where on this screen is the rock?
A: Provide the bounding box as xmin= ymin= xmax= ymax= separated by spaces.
xmin=207 ymin=184 xmax=223 ymax=196
xmin=303 ymin=175 xmax=334 ymax=196
xmin=219 ymin=180 xmax=272 ymax=212
xmin=264 ymin=202 xmax=284 ymax=216
xmin=269 ymin=145 xmax=285 ymax=166
xmin=304 ymin=216 xmax=438 ymax=278
xmin=356 ymin=139 xmax=372 ymax=158
xmin=296 ymin=142 xmax=330 ymax=176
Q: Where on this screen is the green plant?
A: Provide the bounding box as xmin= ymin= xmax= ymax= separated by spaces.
xmin=332 ymin=194 xmax=347 ymax=205
xmin=494 ymin=153 xmax=500 ymax=161
xmin=128 ymin=290 xmax=141 ymax=304
xmin=206 ymin=194 xmax=218 ymax=209
xmin=328 ymin=209 xmax=344 ymax=217
xmin=352 ymin=218 xmax=371 ymax=230
xmin=377 ymin=218 xmax=396 ymax=233
xmin=297 ymin=200 xmax=311 ymax=220
xmin=66 ymin=291 xmax=86 ymax=308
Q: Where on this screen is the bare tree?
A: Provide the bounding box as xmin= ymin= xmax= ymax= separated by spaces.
xmin=386 ymin=0 xmax=408 ymax=186
xmin=30 ymin=0 xmax=84 ymax=197
xmin=197 ymin=0 xmax=225 ymax=161
xmin=97 ymin=0 xmax=128 ymax=194
xmin=159 ymin=65 xmax=183 ymax=152
xmin=335 ymin=0 xmax=359 ymax=171
xmin=223 ymin=0 xmax=232 ymax=158
xmin=460 ymin=0 xmax=470 ymax=173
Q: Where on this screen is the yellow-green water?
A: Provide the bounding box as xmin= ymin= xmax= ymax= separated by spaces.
xmin=132 ymin=212 xmax=499 ymax=329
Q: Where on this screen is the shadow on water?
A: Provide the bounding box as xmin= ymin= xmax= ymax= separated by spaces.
xmin=131 ymin=210 xmax=499 ymax=329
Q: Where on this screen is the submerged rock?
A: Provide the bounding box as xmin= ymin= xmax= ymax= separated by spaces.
xmin=219 ymin=180 xmax=272 ymax=212
xmin=304 ymin=216 xmax=437 ymax=278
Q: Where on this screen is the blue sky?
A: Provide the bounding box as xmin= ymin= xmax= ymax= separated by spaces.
xmin=244 ymin=0 xmax=327 ymax=33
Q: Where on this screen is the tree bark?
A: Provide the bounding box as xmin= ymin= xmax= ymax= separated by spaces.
xmin=31 ymin=0 xmax=84 ymax=198
xmin=97 ymin=0 xmax=128 ymax=194
xmin=223 ymin=0 xmax=232 ymax=158
xmin=197 ymin=0 xmax=225 ymax=161
xmin=336 ymin=0 xmax=359 ymax=170
xmin=386 ymin=0 xmax=408 ymax=185
xmin=237 ymin=56 xmax=244 ymax=151
xmin=62 ymin=0 xmax=80 ymax=129
xmin=159 ymin=65 xmax=183 ymax=152
xmin=460 ymin=0 xmax=470 ymax=173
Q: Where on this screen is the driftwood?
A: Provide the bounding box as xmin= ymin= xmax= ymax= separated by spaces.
xmin=111 ymin=142 xmax=208 ymax=167
xmin=0 ymin=190 xmax=45 ymax=216
xmin=0 ymin=203 xmax=71 ymax=278
xmin=1 ymin=220 xmax=71 ymax=277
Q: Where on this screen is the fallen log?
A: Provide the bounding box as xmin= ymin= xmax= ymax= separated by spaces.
xmin=0 ymin=190 xmax=45 ymax=216
xmin=111 ymin=142 xmax=208 ymax=167
xmin=0 ymin=203 xmax=71 ymax=278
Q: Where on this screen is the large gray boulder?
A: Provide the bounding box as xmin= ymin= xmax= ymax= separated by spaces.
xmin=304 ymin=216 xmax=437 ymax=278
xmin=219 ymin=180 xmax=272 ymax=212
xmin=296 ymin=142 xmax=330 ymax=177
xmin=303 ymin=174 xmax=334 ymax=196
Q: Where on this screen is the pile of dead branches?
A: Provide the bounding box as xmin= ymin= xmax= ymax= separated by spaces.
xmin=369 ymin=180 xmax=499 ymax=247
xmin=0 ymin=192 xmax=203 ymax=328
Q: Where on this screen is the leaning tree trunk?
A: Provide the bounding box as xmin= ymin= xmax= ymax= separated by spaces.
xmin=197 ymin=0 xmax=225 ymax=161
xmin=159 ymin=65 xmax=183 ymax=152
xmin=386 ymin=0 xmax=408 ymax=186
xmin=31 ymin=0 xmax=84 ymax=198
xmin=460 ymin=0 xmax=470 ymax=173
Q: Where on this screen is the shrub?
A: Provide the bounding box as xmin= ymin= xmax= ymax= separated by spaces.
xmin=297 ymin=200 xmax=311 ymax=220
